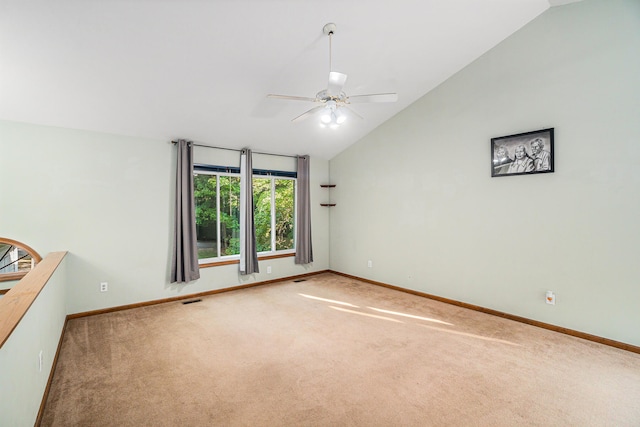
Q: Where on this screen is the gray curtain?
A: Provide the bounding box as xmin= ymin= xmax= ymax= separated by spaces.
xmin=239 ymin=148 xmax=259 ymax=274
xmin=295 ymin=155 xmax=313 ymax=264
xmin=171 ymin=139 xmax=200 ymax=283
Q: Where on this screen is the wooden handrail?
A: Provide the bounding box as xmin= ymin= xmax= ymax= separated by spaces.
xmin=0 ymin=251 xmax=67 ymax=349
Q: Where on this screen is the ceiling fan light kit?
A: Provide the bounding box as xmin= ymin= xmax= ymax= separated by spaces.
xmin=267 ymin=23 xmax=397 ymax=129
xmin=319 ymin=100 xmax=346 ymax=128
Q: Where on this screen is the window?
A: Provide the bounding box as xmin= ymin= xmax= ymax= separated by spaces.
xmin=254 ymin=177 xmax=295 ymax=252
xmin=194 ymin=174 xmax=241 ymax=259
xmin=0 ymin=237 xmax=42 ymax=283
xmin=194 ymin=166 xmax=295 ymax=262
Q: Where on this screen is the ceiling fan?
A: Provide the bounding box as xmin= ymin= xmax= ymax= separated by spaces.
xmin=267 ymin=23 xmax=398 ymax=128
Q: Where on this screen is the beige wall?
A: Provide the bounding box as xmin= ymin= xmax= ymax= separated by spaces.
xmin=329 ymin=0 xmax=640 ymax=346
xmin=0 ymin=122 xmax=329 ymax=313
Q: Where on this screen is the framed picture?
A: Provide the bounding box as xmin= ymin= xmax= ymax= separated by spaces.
xmin=491 ymin=128 xmax=554 ymax=177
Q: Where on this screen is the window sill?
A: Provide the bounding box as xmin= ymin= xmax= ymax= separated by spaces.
xmin=199 ymin=252 xmax=295 ymax=269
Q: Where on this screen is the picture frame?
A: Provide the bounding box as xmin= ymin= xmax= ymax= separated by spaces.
xmin=491 ymin=128 xmax=554 ymax=177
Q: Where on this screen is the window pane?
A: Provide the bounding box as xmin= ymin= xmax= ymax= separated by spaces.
xmin=194 ymin=174 xmax=218 ymax=259
xmin=0 ymin=244 xmax=36 ymax=274
xmin=253 ymin=178 xmax=272 ymax=252
xmin=219 ymin=176 xmax=241 ymax=256
xmin=275 ymin=179 xmax=295 ymax=250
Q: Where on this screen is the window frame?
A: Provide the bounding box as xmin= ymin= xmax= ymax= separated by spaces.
xmin=193 ymin=166 xmax=296 ymax=267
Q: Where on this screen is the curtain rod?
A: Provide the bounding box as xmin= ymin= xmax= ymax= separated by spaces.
xmin=171 ymin=140 xmax=299 ymax=159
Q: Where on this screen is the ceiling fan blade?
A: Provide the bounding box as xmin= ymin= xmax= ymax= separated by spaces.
xmin=291 ymin=105 xmax=326 ymax=123
xmin=267 ymin=94 xmax=317 ymax=102
xmin=327 ymin=72 xmax=347 ymax=96
xmin=347 ymin=93 xmax=398 ymax=103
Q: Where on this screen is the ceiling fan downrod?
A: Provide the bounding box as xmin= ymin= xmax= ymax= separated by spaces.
xmin=323 ymin=23 xmax=337 ymax=73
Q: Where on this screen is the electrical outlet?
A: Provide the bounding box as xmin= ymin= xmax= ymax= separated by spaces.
xmin=267 ymin=266 xmax=272 ymax=274
xmin=367 ymin=260 xmax=372 ymax=268
xmin=546 ymin=290 xmax=556 ymax=305
xmin=100 ymin=282 xmax=108 ymax=292
xmin=38 ymin=350 xmax=43 ymax=372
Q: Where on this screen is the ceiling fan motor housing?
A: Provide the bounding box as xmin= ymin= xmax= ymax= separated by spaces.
xmin=315 ymin=89 xmax=347 ymax=104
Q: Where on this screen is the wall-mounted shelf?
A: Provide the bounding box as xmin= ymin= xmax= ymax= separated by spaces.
xmin=320 ymin=184 xmax=336 ymax=207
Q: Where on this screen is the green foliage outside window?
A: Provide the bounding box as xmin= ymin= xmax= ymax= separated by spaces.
xmin=274 ymin=179 xmax=294 ymax=250
xmin=194 ymin=174 xmax=218 ymax=259
xmin=253 ymin=178 xmax=295 ymax=252
xmin=219 ymin=176 xmax=241 ymax=256
xmin=194 ymin=172 xmax=294 ymax=260
xmin=253 ymin=178 xmax=272 ymax=252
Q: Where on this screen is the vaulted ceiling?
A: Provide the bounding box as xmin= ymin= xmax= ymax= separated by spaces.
xmin=0 ymin=0 xmax=581 ymax=159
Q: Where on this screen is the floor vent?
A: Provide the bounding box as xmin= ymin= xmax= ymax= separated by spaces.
xmin=182 ymin=299 xmax=202 ymax=305
xmin=293 ymin=279 xmax=306 ymax=283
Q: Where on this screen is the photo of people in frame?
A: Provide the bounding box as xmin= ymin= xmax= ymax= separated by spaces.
xmin=491 ymin=128 xmax=554 ymax=177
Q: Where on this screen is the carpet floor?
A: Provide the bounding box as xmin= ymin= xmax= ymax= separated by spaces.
xmin=41 ymin=273 xmax=640 ymax=426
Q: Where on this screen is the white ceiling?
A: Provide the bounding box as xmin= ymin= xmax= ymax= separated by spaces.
xmin=1 ymin=0 xmax=574 ymax=159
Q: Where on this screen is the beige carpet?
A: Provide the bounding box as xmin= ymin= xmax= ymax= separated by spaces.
xmin=41 ymin=273 xmax=640 ymax=426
